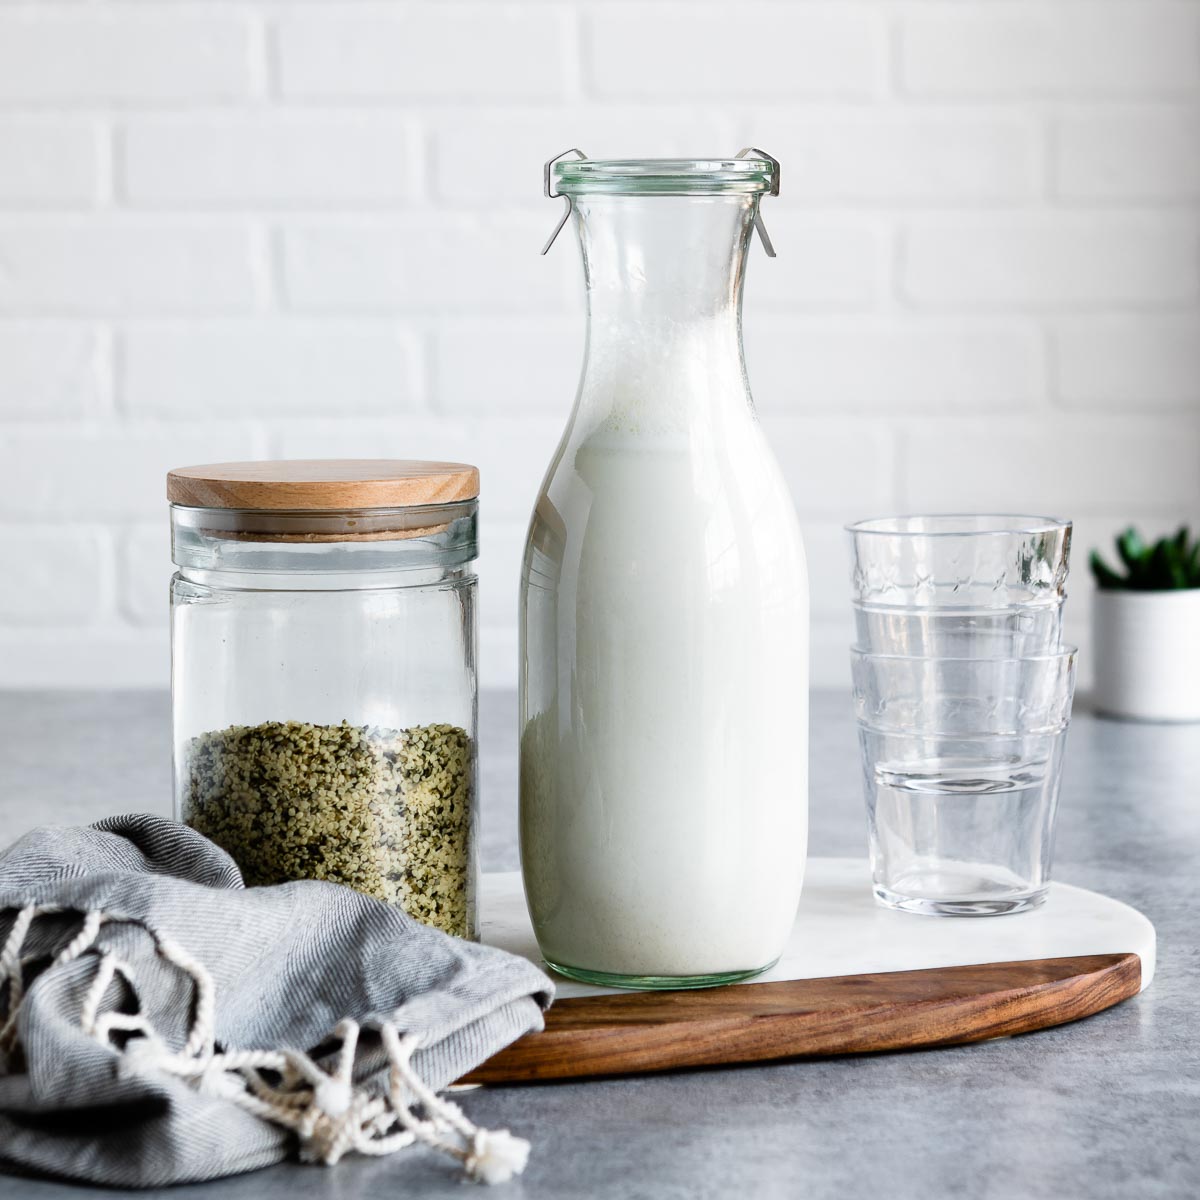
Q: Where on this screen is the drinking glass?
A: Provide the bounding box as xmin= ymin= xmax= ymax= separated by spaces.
xmin=852 ymin=648 xmax=1077 ymax=915
xmin=846 ymin=514 xmax=1076 ymax=917
xmin=848 ymin=514 xmax=1072 ymax=658
xmin=852 ymin=606 xmax=1064 ymax=660
xmin=847 ymin=514 xmax=1073 ymax=611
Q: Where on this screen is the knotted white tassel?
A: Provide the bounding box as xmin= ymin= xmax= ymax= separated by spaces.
xmin=313 ymin=1075 xmax=353 ymax=1119
xmin=464 ymin=1127 xmax=531 ymax=1185
xmin=0 ymin=903 xmax=533 ymax=1185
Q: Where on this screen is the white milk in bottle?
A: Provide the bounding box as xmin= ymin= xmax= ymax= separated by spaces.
xmin=520 ymin=155 xmax=808 ymax=987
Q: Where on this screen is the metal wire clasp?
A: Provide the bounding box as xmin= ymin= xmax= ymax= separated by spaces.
xmin=541 ymin=148 xmax=587 ymax=256
xmin=736 ymin=146 xmax=780 ymax=258
xmin=540 ymin=146 xmax=780 ymax=257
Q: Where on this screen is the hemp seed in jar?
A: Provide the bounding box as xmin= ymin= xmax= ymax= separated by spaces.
xmin=181 ymin=720 xmax=473 ymax=937
xmin=168 ymin=460 xmax=480 ymax=938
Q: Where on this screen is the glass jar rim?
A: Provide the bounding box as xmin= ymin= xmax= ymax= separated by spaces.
xmin=553 ymin=157 xmax=776 ymax=196
xmin=845 ymin=514 xmax=1073 ymax=538
xmin=170 ymin=498 xmax=477 ymax=548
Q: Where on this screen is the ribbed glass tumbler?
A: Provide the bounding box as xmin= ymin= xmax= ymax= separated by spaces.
xmin=846 ymin=515 xmax=1076 ymax=916
xmin=848 ymin=514 xmax=1071 ymax=658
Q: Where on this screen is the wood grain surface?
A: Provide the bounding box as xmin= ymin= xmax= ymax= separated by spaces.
xmin=167 ymin=459 xmax=479 ymax=510
xmin=462 ymin=953 xmax=1141 ymax=1084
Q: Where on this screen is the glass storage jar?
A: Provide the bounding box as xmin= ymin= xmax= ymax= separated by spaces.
xmin=169 ymin=460 xmax=479 ymax=939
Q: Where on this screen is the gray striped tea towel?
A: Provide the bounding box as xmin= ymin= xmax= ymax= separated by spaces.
xmin=0 ymin=815 xmax=553 ymax=1187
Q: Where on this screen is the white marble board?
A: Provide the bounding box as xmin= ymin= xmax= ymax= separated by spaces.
xmin=480 ymin=857 xmax=1156 ymax=999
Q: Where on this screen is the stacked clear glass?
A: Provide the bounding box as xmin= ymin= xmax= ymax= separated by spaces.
xmin=846 ymin=515 xmax=1076 ymax=915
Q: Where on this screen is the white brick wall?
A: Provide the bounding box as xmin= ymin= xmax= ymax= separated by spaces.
xmin=0 ymin=223 xmax=262 ymax=314
xmin=902 ymin=215 xmax=1198 ymax=306
xmin=121 ymin=321 xmax=420 ymax=416
xmin=120 ymin=115 xmax=419 ymax=206
xmin=899 ymin=4 xmax=1200 ymax=96
xmin=0 ymin=119 xmax=101 ymax=205
xmin=1055 ymin=106 xmax=1200 ymax=200
xmin=0 ymin=0 xmax=1196 ymax=692
xmin=0 ymin=12 xmax=255 ymax=105
xmin=586 ymin=7 xmax=887 ymax=99
xmin=276 ymin=9 xmax=572 ymax=101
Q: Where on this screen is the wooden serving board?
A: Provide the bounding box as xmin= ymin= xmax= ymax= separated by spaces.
xmin=464 ymin=859 xmax=1155 ymax=1084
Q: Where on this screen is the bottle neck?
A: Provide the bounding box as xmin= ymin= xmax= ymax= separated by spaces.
xmin=570 ymin=194 xmax=758 ymax=432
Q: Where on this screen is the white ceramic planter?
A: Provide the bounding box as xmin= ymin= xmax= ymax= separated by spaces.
xmin=1092 ymin=588 xmax=1200 ymax=722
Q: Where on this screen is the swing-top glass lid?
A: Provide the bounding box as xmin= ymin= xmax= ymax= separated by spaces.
xmin=552 ymin=155 xmax=778 ymax=196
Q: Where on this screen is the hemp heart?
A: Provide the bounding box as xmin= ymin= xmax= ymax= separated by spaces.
xmin=181 ymin=720 xmax=473 ymax=938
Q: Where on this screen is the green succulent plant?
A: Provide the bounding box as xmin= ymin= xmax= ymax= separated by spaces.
xmin=1090 ymin=526 xmax=1200 ymax=591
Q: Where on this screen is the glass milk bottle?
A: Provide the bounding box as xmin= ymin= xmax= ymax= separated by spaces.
xmin=520 ymin=153 xmax=809 ymax=988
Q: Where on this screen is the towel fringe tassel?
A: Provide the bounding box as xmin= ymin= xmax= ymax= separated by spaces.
xmin=0 ymin=904 xmax=529 ymax=1185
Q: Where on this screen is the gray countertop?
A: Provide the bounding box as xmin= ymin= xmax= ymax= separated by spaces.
xmin=1 ymin=690 xmax=1197 ymax=1199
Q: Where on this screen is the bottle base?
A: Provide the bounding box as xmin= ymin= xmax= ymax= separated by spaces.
xmin=542 ymin=957 xmax=779 ymax=991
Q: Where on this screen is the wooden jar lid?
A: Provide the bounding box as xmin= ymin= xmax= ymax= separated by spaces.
xmin=167 ymin=460 xmax=479 ymax=512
